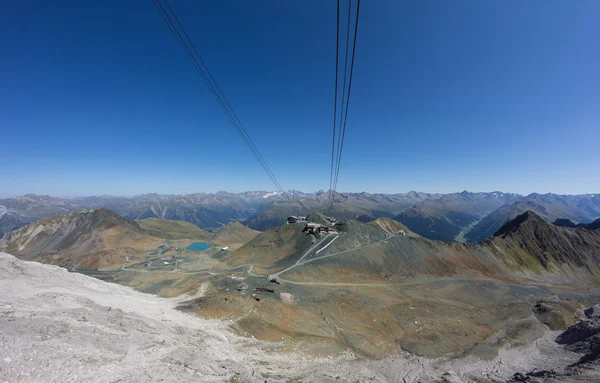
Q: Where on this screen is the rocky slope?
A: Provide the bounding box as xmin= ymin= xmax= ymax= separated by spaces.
xmin=466 ymin=193 xmax=600 ymax=242
xmin=232 ymin=210 xmax=600 ymax=287
xmin=228 ymin=222 xmax=315 ymax=269
xmin=0 ymin=209 xmax=163 ymax=270
xmin=0 ymin=208 xmax=261 ymax=271
xmin=368 ymin=216 xmax=418 ymax=236
xmin=3 ymin=210 xmax=600 ymax=379
xmin=509 ymin=305 xmax=600 ymax=382
xmin=0 ymin=252 xmax=303 ymax=382
xmin=486 ymin=211 xmax=600 ymax=284
xmin=198 ymin=212 xmax=600 ymax=359
xmin=4 ymin=251 xmax=600 ymax=383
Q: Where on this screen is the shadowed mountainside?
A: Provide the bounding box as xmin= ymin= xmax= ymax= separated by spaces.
xmin=394 ymin=191 xmax=521 ymax=242
xmin=554 ymin=218 xmax=600 ymax=230
xmin=485 ymin=211 xmax=600 ymax=284
xmin=466 ymin=194 xmax=600 ymax=242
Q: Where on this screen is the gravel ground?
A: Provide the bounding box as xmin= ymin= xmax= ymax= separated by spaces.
xmin=1 ymin=252 xmax=598 ymax=383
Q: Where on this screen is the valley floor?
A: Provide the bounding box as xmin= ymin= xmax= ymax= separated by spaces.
xmin=2 ymin=252 xmax=599 ymax=383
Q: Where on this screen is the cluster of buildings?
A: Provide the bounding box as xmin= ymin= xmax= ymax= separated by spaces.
xmin=286 ymin=215 xmax=337 ymax=235
xmin=286 ymin=215 xmax=306 ymax=223
xmin=286 ymin=215 xmax=337 ymax=224
xmin=303 ymin=223 xmax=334 ymax=234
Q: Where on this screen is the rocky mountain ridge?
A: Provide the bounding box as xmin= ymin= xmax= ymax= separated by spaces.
xmin=2 ymin=191 xmax=599 ymax=244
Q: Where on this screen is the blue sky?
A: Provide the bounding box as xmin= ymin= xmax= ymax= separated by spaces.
xmin=1 ymin=0 xmax=599 ymax=197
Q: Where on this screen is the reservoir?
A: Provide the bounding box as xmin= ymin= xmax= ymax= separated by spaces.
xmin=187 ymin=242 xmax=212 ymax=251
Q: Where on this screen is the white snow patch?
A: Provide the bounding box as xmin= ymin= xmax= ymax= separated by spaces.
xmin=262 ymin=191 xmax=280 ymax=198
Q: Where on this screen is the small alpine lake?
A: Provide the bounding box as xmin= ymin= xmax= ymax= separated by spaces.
xmin=187 ymin=242 xmax=212 ymax=251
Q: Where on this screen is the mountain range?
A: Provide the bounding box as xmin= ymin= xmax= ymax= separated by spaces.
xmin=2 ymin=208 xmax=600 ymax=380
xmin=5 ymin=206 xmax=599 ymax=359
xmin=0 ymin=208 xmax=260 ymax=270
xmin=1 ymin=190 xmax=599 ymax=243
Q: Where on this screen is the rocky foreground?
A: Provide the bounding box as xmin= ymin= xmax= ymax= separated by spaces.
xmin=1 ymin=252 xmax=599 ymax=383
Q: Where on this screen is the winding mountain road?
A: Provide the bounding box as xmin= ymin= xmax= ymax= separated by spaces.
xmin=280 ymin=276 xmax=497 ymax=288
xmin=271 ymin=233 xmax=396 ymax=277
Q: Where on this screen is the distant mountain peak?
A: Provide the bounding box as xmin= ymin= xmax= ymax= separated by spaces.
xmin=213 ymin=220 xmax=260 ymax=245
xmin=494 ymin=210 xmax=547 ymax=237
xmin=527 ymin=192 xmax=542 ymax=198
xmin=90 ymin=208 xmax=141 ymax=229
xmin=554 ymin=217 xmax=600 ymax=231
xmin=553 ymin=218 xmax=577 ymax=228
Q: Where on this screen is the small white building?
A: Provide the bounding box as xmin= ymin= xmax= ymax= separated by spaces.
xmin=221 ymin=246 xmax=230 ymax=252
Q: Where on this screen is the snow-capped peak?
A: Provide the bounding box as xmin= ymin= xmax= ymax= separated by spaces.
xmin=262 ymin=191 xmax=281 ymax=199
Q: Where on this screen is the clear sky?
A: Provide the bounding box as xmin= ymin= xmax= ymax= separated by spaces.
xmin=1 ymin=0 xmax=599 ymax=197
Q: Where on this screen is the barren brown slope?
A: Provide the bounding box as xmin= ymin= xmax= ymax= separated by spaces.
xmin=282 ymin=233 xmax=513 ymax=284
xmin=368 ymin=216 xmax=418 ymax=236
xmin=227 ymin=222 xmax=314 ymax=269
xmin=212 ymin=221 xmax=260 ymax=248
xmin=137 ymin=217 xmax=213 ymax=240
xmin=0 ymin=209 xmax=165 ymax=270
xmin=199 ymin=214 xmax=600 ymax=358
xmin=484 ymin=210 xmax=600 ymax=284
xmin=228 ymin=218 xmax=392 ymax=273
xmin=281 ymin=212 xmax=600 ymax=286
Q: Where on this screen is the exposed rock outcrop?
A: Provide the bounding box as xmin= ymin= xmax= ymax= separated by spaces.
xmin=556 ymin=304 xmax=600 ymax=366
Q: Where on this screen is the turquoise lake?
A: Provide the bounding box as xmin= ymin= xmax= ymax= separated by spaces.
xmin=187 ymin=242 xmax=211 ymax=251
